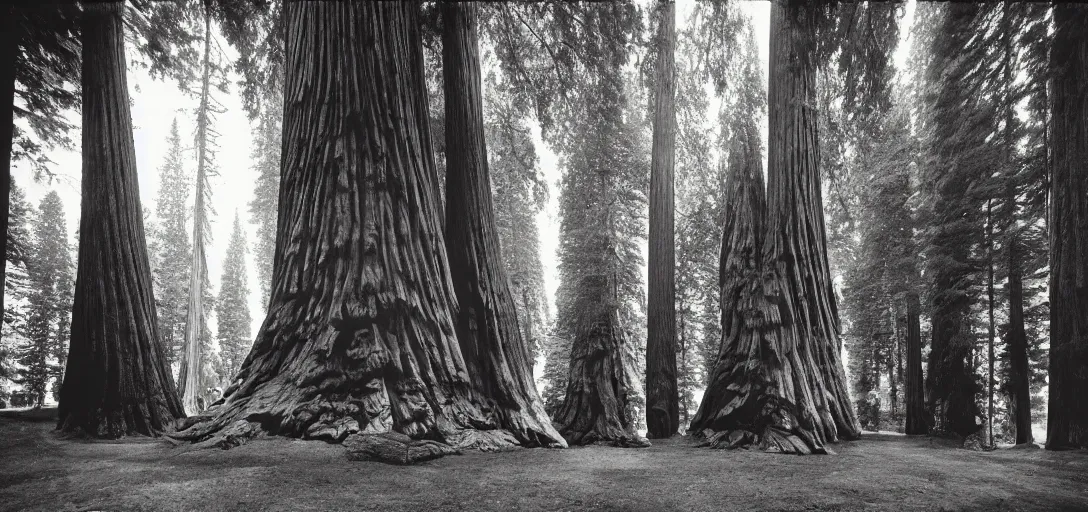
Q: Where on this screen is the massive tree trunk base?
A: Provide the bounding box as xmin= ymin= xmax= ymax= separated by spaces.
xmin=554 ymin=318 xmax=650 ymax=448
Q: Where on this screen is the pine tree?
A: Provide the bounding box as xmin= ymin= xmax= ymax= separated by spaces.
xmin=485 ymin=73 xmax=550 ymax=363
xmin=247 ymin=100 xmax=280 ymax=308
xmin=153 ymin=118 xmax=191 ymax=367
xmin=217 ymin=212 xmax=251 ymax=388
xmin=15 ymin=191 xmax=71 ymax=405
xmin=178 ymin=2 xmax=228 ymax=415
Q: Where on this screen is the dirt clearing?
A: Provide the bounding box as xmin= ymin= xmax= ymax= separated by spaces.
xmin=1 ymin=411 xmax=1085 ymax=511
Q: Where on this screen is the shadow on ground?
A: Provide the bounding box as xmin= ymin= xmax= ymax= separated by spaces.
xmin=1 ymin=410 xmax=1085 ymax=511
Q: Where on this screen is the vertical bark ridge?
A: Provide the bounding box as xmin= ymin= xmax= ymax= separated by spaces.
xmin=689 ymin=1 xmax=860 ymax=454
xmin=57 ymin=1 xmax=184 ymax=438
xmin=441 ymin=1 xmax=565 ymax=448
xmin=1046 ymin=4 xmax=1088 ymax=451
xmin=172 ymin=1 xmax=515 ymax=453
xmin=645 ymin=0 xmax=680 ymax=439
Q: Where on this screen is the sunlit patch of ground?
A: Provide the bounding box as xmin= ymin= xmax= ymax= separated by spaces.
xmin=1 ymin=409 xmax=1085 ymax=511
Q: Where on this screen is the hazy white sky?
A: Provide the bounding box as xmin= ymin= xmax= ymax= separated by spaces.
xmin=12 ymin=0 xmax=916 ymax=362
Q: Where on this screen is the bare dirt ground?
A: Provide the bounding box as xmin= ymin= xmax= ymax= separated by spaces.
xmin=1 ymin=410 xmax=1086 ymax=512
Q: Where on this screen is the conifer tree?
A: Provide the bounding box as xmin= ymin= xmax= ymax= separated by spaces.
xmin=248 ymin=101 xmax=280 ymax=307
xmin=153 ymin=118 xmax=191 ymax=366
xmin=216 ymin=212 xmax=251 ymax=386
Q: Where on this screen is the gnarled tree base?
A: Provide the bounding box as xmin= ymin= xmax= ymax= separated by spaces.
xmin=553 ymin=317 xmax=650 ymax=448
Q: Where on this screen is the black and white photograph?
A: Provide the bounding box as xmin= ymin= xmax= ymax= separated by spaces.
xmin=0 ymin=0 xmax=1086 ymax=510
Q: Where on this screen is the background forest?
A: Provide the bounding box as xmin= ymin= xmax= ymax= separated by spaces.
xmin=0 ymin=0 xmax=1059 ymax=451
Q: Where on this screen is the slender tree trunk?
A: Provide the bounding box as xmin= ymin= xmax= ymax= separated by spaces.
xmin=1046 ymin=4 xmax=1088 ymax=451
xmin=645 ymin=0 xmax=679 ymax=440
xmin=986 ymin=199 xmax=995 ymax=448
xmin=440 ymin=1 xmax=564 ymax=448
xmin=889 ymin=308 xmax=899 ymax=421
xmin=1007 ymin=237 xmax=1032 ymax=444
xmin=0 ymin=5 xmax=16 ymax=338
xmin=905 ymin=292 xmax=926 ymax=434
xmin=179 ymin=8 xmax=213 ymax=416
xmin=57 ymin=1 xmax=184 ymax=437
xmin=926 ymin=5 xmax=983 ymax=440
xmin=173 ymin=2 xmax=520 ymax=457
xmin=1002 ymin=3 xmax=1032 ymax=446
xmin=690 ymin=3 xmax=860 ymax=454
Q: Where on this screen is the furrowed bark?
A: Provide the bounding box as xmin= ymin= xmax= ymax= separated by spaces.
xmin=690 ymin=1 xmax=860 ymax=455
xmin=904 ymin=292 xmax=926 ymax=435
xmin=172 ymin=1 xmax=517 ymax=458
xmin=645 ymin=0 xmax=680 ymax=439
xmin=553 ymin=309 xmax=648 ymax=448
xmin=57 ymin=1 xmax=184 ymax=438
xmin=1046 ymin=4 xmax=1088 ymax=451
xmin=440 ymin=1 xmax=565 ymax=449
xmin=178 ymin=7 xmax=213 ymax=416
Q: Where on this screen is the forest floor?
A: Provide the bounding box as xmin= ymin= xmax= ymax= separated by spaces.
xmin=1 ymin=409 xmax=1086 ymax=512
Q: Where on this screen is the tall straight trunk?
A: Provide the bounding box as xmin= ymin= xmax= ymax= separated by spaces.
xmin=173 ymin=2 xmax=517 ymax=456
xmin=889 ymin=308 xmax=900 ymax=420
xmin=57 ymin=1 xmax=184 ymax=437
xmin=1002 ymin=2 xmax=1032 ymax=446
xmin=645 ymin=0 xmax=679 ymax=439
xmin=689 ymin=2 xmax=860 ymax=454
xmin=440 ymin=1 xmax=564 ymax=448
xmin=1046 ymin=4 xmax=1088 ymax=451
xmin=179 ymin=8 xmax=213 ymax=416
xmin=1006 ymin=237 xmax=1032 ymax=444
xmin=0 ymin=5 xmax=16 ymax=338
xmin=986 ymin=199 xmax=996 ymax=447
xmin=905 ymin=292 xmax=925 ymax=434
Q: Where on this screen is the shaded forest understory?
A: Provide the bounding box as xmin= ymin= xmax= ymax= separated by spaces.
xmin=1 ymin=412 xmax=1086 ymax=512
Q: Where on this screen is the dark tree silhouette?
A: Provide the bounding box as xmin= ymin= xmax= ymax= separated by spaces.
xmin=57 ymin=1 xmax=183 ymax=438
xmin=1046 ymin=4 xmax=1088 ymax=451
xmin=645 ymin=0 xmax=679 ymax=440
xmin=440 ymin=1 xmax=564 ymax=448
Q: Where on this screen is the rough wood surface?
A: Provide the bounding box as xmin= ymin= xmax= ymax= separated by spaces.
xmin=170 ymin=1 xmax=521 ymax=456
xmin=1046 ymin=4 xmax=1088 ymax=451
xmin=440 ymin=2 xmax=565 ymax=449
xmin=645 ymin=0 xmax=680 ymax=440
xmin=178 ymin=7 xmax=213 ymax=416
xmin=57 ymin=2 xmax=184 ymax=438
xmin=689 ymin=1 xmax=860 ymax=455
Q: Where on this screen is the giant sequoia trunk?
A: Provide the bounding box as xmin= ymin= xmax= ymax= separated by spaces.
xmin=57 ymin=2 xmax=184 ymax=437
xmin=1 ymin=6 xmax=16 ymax=336
xmin=178 ymin=8 xmax=213 ymax=416
xmin=904 ymin=293 xmax=927 ymax=435
xmin=1046 ymin=4 xmax=1088 ymax=451
xmin=173 ymin=2 xmax=519 ymax=456
xmin=644 ymin=0 xmax=679 ymax=439
xmin=689 ymin=2 xmax=860 ymax=455
xmin=440 ymin=2 xmax=565 ymax=448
